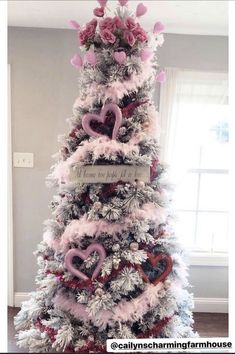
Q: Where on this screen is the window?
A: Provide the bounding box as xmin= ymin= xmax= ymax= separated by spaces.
xmin=159 ymin=69 xmax=229 ymax=257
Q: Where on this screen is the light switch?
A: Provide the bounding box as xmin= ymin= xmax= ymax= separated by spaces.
xmin=13 ymin=152 xmax=34 ymax=168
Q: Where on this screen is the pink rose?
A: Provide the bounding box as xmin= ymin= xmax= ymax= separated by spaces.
xmin=79 ymin=19 xmax=97 ymax=45
xmin=93 ymin=7 xmax=104 ymax=17
xmin=124 ymin=17 xmax=136 ymax=31
xmin=112 ymin=16 xmax=124 ymax=30
xmin=99 ymin=17 xmax=114 ymax=31
xmin=100 ymin=29 xmax=116 ymax=44
xmin=133 ymin=24 xmax=148 ymax=42
xmin=124 ymin=30 xmax=135 ymax=46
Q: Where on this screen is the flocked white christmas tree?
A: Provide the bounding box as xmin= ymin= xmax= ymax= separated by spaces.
xmin=15 ymin=1 xmax=197 ymax=352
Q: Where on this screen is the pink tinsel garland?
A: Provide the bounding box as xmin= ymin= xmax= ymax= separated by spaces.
xmin=53 ymin=282 xmax=174 ymax=330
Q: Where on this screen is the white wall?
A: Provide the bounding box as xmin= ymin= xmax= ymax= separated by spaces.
xmin=8 ymin=27 xmax=228 ymax=309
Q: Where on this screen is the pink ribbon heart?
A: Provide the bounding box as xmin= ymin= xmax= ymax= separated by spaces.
xmin=136 ymin=3 xmax=147 ymax=17
xmin=82 ymin=103 xmax=122 ymax=140
xmin=64 ymin=243 xmax=106 ymax=281
xmin=114 ymin=51 xmax=127 ymax=64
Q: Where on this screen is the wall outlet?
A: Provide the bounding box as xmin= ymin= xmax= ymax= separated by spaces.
xmin=13 ymin=152 xmax=34 ymax=168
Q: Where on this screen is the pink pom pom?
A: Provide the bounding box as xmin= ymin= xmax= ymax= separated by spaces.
xmin=114 ymin=51 xmax=127 ymax=64
xmin=70 ymin=54 xmax=83 ymax=68
xmin=156 ymin=70 xmax=166 ymax=83
xmin=69 ymin=20 xmax=80 ymax=30
xmin=118 ymin=0 xmax=128 ymax=6
xmin=97 ymin=0 xmax=107 ymax=7
xmin=136 ymin=3 xmax=147 ymax=17
xmin=153 ymin=21 xmax=165 ymax=34
xmin=140 ymin=47 xmax=153 ymax=62
xmin=85 ymin=50 xmax=97 ymax=65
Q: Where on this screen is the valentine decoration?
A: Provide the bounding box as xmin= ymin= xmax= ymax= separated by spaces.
xmin=84 ymin=50 xmax=97 ymax=65
xmin=69 ymin=20 xmax=80 ymax=30
xmin=140 ymin=47 xmax=153 ymax=61
xmin=153 ymin=21 xmax=165 ymax=34
xmin=137 ymin=253 xmax=173 ymax=286
xmin=64 ymin=243 xmax=106 ymax=281
xmin=70 ymin=53 xmax=83 ymax=68
xmin=156 ymin=70 xmax=166 ymax=83
xmin=97 ymin=0 xmax=107 ymax=7
xmin=114 ymin=51 xmax=127 ymax=64
xmin=15 ymin=1 xmax=197 ymax=352
xmin=82 ymin=103 xmax=122 ymax=140
xmin=118 ymin=0 xmax=128 ymax=6
xmin=136 ymin=3 xmax=147 ymax=17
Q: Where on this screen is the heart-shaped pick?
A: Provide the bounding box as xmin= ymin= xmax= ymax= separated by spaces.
xmin=70 ymin=54 xmax=83 ymax=68
xmin=69 ymin=20 xmax=81 ymax=30
xmin=140 ymin=47 xmax=153 ymax=62
xmin=118 ymin=0 xmax=128 ymax=6
xmin=85 ymin=50 xmax=97 ymax=65
xmin=114 ymin=51 xmax=127 ymax=64
xmin=153 ymin=21 xmax=165 ymax=34
xmin=98 ymin=0 xmax=108 ymax=7
xmin=136 ymin=3 xmax=147 ymax=17
xmin=156 ymin=70 xmax=166 ymax=83
xmin=82 ymin=103 xmax=122 ymax=140
xmin=137 ymin=253 xmax=173 ymax=286
xmin=64 ymin=243 xmax=106 ymax=281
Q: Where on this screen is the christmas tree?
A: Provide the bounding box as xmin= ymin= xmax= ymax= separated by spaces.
xmin=15 ymin=1 xmax=197 ymax=352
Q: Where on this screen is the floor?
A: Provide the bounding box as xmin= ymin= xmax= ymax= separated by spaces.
xmin=8 ymin=307 xmax=229 ymax=353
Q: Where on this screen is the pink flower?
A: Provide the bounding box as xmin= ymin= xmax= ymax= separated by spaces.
xmin=133 ymin=24 xmax=148 ymax=42
xmin=93 ymin=7 xmax=104 ymax=17
xmin=100 ymin=29 xmax=116 ymax=44
xmin=79 ymin=19 xmax=97 ymax=45
xmin=124 ymin=30 xmax=135 ymax=46
xmin=112 ymin=16 xmax=124 ymax=30
xmin=124 ymin=17 xmax=136 ymax=31
xmin=99 ymin=17 xmax=114 ymax=32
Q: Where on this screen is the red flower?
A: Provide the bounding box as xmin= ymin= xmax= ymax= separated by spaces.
xmin=133 ymin=23 xmax=148 ymax=42
xmin=124 ymin=30 xmax=136 ymax=46
xmin=79 ymin=19 xmax=97 ymax=45
xmin=93 ymin=7 xmax=104 ymax=17
xmin=124 ymin=16 xmax=136 ymax=31
xmin=100 ymin=29 xmax=116 ymax=44
xmin=99 ymin=17 xmax=114 ymax=31
xmin=112 ymin=16 xmax=124 ymax=30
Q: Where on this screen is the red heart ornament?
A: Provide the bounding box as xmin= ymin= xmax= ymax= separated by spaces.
xmin=82 ymin=103 xmax=122 ymax=140
xmin=137 ymin=253 xmax=173 ymax=286
xmin=64 ymin=243 xmax=106 ymax=281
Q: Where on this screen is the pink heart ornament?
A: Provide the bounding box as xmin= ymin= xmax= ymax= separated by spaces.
xmin=156 ymin=70 xmax=166 ymax=83
xmin=153 ymin=21 xmax=165 ymax=34
xmin=114 ymin=51 xmax=126 ymax=64
xmin=70 ymin=54 xmax=83 ymax=68
xmin=98 ymin=0 xmax=108 ymax=7
xmin=82 ymin=103 xmax=122 ymax=140
xmin=140 ymin=47 xmax=153 ymax=62
xmin=69 ymin=20 xmax=80 ymax=30
xmin=85 ymin=50 xmax=97 ymax=65
xmin=136 ymin=3 xmax=147 ymax=17
xmin=64 ymin=243 xmax=106 ymax=281
xmin=118 ymin=0 xmax=128 ymax=6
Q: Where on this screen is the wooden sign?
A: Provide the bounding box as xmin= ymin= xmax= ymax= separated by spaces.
xmin=70 ymin=165 xmax=150 ymax=184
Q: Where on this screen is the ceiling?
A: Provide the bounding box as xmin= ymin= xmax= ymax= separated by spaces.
xmin=8 ymin=0 xmax=228 ymax=36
